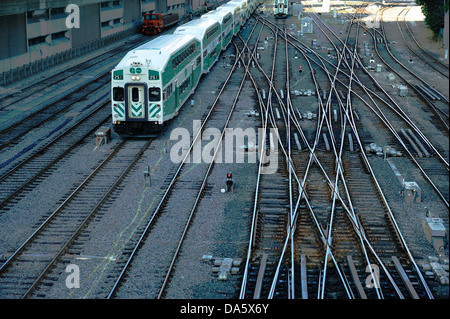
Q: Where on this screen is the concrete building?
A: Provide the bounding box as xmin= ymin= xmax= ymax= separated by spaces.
xmin=300 ymin=16 xmax=313 ymax=34
xmin=444 ymin=10 xmax=449 ymax=60
xmin=0 ymin=0 xmax=207 ymax=76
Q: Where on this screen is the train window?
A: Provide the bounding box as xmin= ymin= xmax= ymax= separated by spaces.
xmin=131 ymin=87 xmax=139 ymax=102
xmin=113 ymin=87 xmax=124 ymax=101
xmin=149 ymin=87 xmax=161 ymax=101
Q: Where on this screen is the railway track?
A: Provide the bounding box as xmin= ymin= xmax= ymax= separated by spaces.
xmin=0 ymin=138 xmax=151 ymax=298
xmin=237 ymin=3 xmax=440 ymax=298
xmin=0 ymin=102 xmax=111 ymax=211
xmin=0 ymin=1 xmax=446 ymax=300
xmin=304 ymin=5 xmax=449 ymax=208
xmin=106 ymin=18 xmax=263 ymax=299
xmin=397 ymin=7 xmax=449 ymax=79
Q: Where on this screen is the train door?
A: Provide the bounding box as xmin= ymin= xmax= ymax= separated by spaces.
xmin=126 ymin=84 xmax=147 ymax=120
xmin=174 ymin=80 xmax=179 ymax=110
xmin=190 ymin=63 xmax=194 ymax=88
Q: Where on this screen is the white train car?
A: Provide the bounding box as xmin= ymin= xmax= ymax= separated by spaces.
xmin=201 ymin=9 xmax=235 ymax=51
xmin=173 ymin=18 xmax=222 ymax=74
xmin=229 ymin=0 xmax=250 ymax=20
xmin=111 ymin=34 xmax=202 ymax=136
xmin=111 ymin=0 xmax=253 ymax=137
xmin=274 ymin=0 xmax=288 ymax=18
xmin=218 ymin=1 xmax=244 ymax=35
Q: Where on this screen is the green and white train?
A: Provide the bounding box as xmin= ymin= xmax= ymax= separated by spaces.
xmin=274 ymin=0 xmax=288 ymax=19
xmin=111 ymin=0 xmax=258 ymax=137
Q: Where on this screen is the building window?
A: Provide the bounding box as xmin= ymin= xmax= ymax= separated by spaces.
xmin=50 ymin=7 xmax=66 ymax=19
xmin=51 ymin=31 xmax=67 ymax=41
xmin=28 ymin=36 xmax=47 ymax=46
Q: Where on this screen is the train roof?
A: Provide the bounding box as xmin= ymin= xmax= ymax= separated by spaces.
xmin=201 ymin=8 xmax=232 ymax=21
xmin=219 ymin=2 xmax=241 ymax=10
xmin=173 ymin=18 xmax=219 ymax=38
xmin=115 ymin=34 xmax=196 ymax=71
xmin=228 ymin=0 xmax=248 ymax=6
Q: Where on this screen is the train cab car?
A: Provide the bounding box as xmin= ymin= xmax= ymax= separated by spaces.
xmin=274 ymin=0 xmax=288 ymax=18
xmin=200 ymin=9 xmax=234 ymax=50
xmin=111 ymin=34 xmax=201 ymax=136
xmin=173 ymin=19 xmax=222 ymax=74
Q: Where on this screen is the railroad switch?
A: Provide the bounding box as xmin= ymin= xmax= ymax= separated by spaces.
xmin=423 ymin=218 xmax=446 ymax=252
xmin=403 ymin=181 xmax=421 ymax=203
xmin=202 ymin=255 xmax=242 ymax=281
xmin=94 ymin=127 xmax=111 ymax=148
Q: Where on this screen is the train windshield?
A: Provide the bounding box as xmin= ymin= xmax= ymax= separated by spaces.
xmin=149 ymin=87 xmax=161 ymax=101
xmin=113 ymin=87 xmax=124 ymax=101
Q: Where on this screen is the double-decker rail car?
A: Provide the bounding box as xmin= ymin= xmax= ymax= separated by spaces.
xmin=173 ymin=19 xmax=222 ymax=74
xmin=274 ymin=0 xmax=288 ymax=18
xmin=111 ymin=34 xmax=202 ymax=136
xmin=230 ymin=0 xmax=250 ymax=20
xmin=218 ymin=2 xmax=243 ymax=34
xmin=200 ymin=9 xmax=234 ymax=51
xmin=111 ymin=0 xmax=253 ymax=137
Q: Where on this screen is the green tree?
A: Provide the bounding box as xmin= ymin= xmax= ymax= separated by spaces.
xmin=415 ymin=0 xmax=449 ymax=39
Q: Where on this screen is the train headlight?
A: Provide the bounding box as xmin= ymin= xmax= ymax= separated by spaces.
xmin=131 ymin=76 xmax=140 ymax=81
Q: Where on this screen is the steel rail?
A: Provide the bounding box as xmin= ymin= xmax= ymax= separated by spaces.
xmin=156 ymin=19 xmax=262 ymax=299
xmin=398 ymin=7 xmax=449 ymax=78
xmin=0 ymin=139 xmax=126 ymax=274
xmin=0 ymin=102 xmax=111 ymax=208
xmin=264 ymin=8 xmax=432 ymax=300
xmin=372 ymin=7 xmax=449 ymax=131
xmin=243 ymin=12 xmax=425 ymax=299
xmin=312 ymin=5 xmax=449 ymax=167
xmin=243 ymin=16 xmax=360 ymax=298
xmin=283 ymin=10 xmax=449 ymax=207
xmin=243 ymin=18 xmax=354 ymax=299
xmin=107 ymin=21 xmax=257 ymax=299
xmin=239 ymin=19 xmax=279 ymax=299
xmin=306 ymin=5 xmax=435 ymax=298
xmin=22 ymin=138 xmax=152 ymax=298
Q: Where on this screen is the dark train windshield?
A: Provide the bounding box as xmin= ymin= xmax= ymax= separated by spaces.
xmin=149 ymin=87 xmax=161 ymax=101
xmin=113 ymin=87 xmax=124 ymax=101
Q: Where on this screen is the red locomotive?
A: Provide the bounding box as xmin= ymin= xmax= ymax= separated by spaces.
xmin=141 ymin=13 xmax=180 ymax=35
